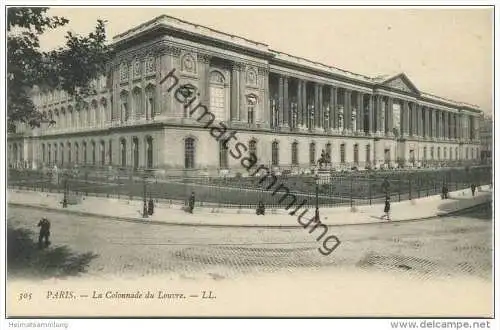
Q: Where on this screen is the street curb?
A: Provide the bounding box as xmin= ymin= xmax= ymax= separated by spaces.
xmin=8 ymin=199 xmax=491 ymax=229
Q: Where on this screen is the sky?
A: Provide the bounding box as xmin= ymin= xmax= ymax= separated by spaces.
xmin=38 ymin=7 xmax=493 ymax=113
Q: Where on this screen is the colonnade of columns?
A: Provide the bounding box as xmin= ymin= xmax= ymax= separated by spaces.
xmin=269 ymin=73 xmax=480 ymax=141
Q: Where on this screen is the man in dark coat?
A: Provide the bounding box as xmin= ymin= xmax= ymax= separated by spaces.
xmin=188 ymin=192 xmax=195 ymax=213
xmin=471 ymin=183 xmax=477 ymax=197
xmin=441 ymin=184 xmax=449 ymax=199
xmin=381 ymin=198 xmax=391 ymax=221
xmin=256 ymin=200 xmax=265 ymax=215
xmin=37 ymin=217 xmax=51 ymax=249
xmin=148 ymin=198 xmax=154 ymax=215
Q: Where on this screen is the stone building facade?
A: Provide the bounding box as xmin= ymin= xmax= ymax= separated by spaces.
xmin=7 ymin=15 xmax=483 ymax=175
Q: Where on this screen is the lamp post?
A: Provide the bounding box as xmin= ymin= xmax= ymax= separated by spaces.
xmin=62 ymin=170 xmax=68 ymax=208
xmin=142 ymin=172 xmax=148 ymax=218
xmin=315 ymin=174 xmax=320 ymax=221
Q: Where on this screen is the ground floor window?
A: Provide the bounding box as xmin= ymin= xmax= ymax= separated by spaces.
xmin=272 ymin=141 xmax=279 ymax=166
xmin=291 ymin=142 xmax=299 ymax=165
xmin=185 ymin=138 xmax=195 ymax=169
xmin=353 ymin=144 xmax=359 ymax=165
xmin=384 ymin=148 xmax=390 ymax=164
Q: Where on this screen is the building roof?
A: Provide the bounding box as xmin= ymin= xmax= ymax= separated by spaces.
xmin=112 ymin=14 xmax=482 ymax=112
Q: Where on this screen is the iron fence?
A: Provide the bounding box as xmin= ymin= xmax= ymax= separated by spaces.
xmin=7 ymin=165 xmax=492 ymax=210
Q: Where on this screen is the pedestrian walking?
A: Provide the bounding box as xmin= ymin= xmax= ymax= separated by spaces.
xmin=441 ymin=184 xmax=449 ymax=199
xmin=256 ymin=200 xmax=265 ymax=215
xmin=188 ymin=191 xmax=195 ymax=214
xmin=37 ymin=217 xmax=51 ymax=249
xmin=148 ymin=197 xmax=154 ymax=215
xmin=471 ymin=183 xmax=477 ymax=197
xmin=381 ymin=198 xmax=391 ymax=221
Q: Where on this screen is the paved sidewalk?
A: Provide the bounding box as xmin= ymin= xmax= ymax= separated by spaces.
xmin=7 ymin=185 xmax=492 ymax=227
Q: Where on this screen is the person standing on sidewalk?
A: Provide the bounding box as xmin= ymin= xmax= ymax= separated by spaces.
xmin=381 ymin=197 xmax=391 ymax=221
xmin=471 ymin=183 xmax=477 ymax=197
xmin=37 ymin=217 xmax=51 ymax=249
xmin=188 ymin=192 xmax=195 ymax=214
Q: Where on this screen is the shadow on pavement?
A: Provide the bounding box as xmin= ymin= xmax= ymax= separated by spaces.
xmin=437 ymin=199 xmax=492 ymax=221
xmin=7 ymin=225 xmax=99 ymax=279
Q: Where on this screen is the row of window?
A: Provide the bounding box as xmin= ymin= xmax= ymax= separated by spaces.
xmin=183 ymin=138 xmax=482 ymax=170
xmin=39 ymin=137 xmax=154 ymax=169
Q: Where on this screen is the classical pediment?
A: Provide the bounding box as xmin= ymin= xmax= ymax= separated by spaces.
xmin=380 ymin=73 xmax=420 ymax=95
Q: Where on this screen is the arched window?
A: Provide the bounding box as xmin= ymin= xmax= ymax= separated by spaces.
xmin=430 ymin=147 xmax=434 ymax=160
xmin=340 ymin=143 xmax=346 ymax=164
xmin=437 ymin=147 xmax=441 ymax=160
xmin=365 ymin=144 xmax=371 ymax=164
xmin=423 ymin=147 xmax=427 ymax=160
xmin=132 ymin=88 xmax=142 ymax=119
xmin=209 ymin=71 xmax=226 ymax=121
xmin=353 ymin=144 xmax=359 ymax=165
xmin=48 ymin=144 xmax=51 ymax=164
xmin=455 ymin=147 xmax=458 ymax=160
xmin=271 ymin=141 xmax=279 ymax=166
xmin=444 ymin=147 xmax=447 ymax=159
xmin=67 ymin=142 xmax=72 ymax=164
xmin=219 ymin=140 xmax=229 ymax=169
xmin=309 ymin=142 xmax=316 ymax=165
xmin=246 ymin=94 xmax=257 ymax=124
xmin=249 ymin=140 xmax=257 ymax=158
xmin=54 ymin=143 xmax=58 ymax=165
xmin=146 ymin=136 xmax=153 ymax=169
xmin=108 ymin=140 xmax=113 ymax=165
xmin=100 ymin=98 xmax=107 ymax=126
xmin=91 ymin=100 xmax=98 ymax=126
xmin=100 ymin=141 xmax=106 ymax=166
xmin=291 ymin=141 xmax=299 ymax=165
xmin=83 ymin=142 xmax=87 ymax=164
xmin=54 ymin=110 xmax=59 ymax=128
xmin=326 ymin=143 xmax=332 ymax=163
xmin=132 ymin=137 xmax=139 ymax=169
xmin=91 ymin=141 xmax=96 ymax=165
xmin=145 ymin=84 xmax=155 ymax=120
xmin=60 ymin=108 xmax=66 ymax=128
xmin=184 ymin=138 xmax=195 ymax=169
xmin=42 ymin=144 xmax=46 ymax=164
xmin=75 ymin=143 xmax=79 ymax=164
xmin=120 ymin=139 xmax=127 ymax=167
xmin=120 ymin=91 xmax=130 ymax=122
xmin=60 ymin=143 xmax=64 ymax=165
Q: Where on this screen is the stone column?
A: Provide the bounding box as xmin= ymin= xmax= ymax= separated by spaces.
xmin=424 ymin=107 xmax=429 ymax=138
xmin=380 ymin=96 xmax=386 ymax=135
xmin=318 ymin=84 xmax=323 ymax=130
xmin=344 ymin=90 xmax=351 ymax=133
xmin=283 ymin=76 xmax=289 ymax=128
xmin=314 ymin=83 xmax=320 ymax=128
xmin=231 ymin=64 xmax=240 ymax=121
xmin=357 ymin=92 xmax=363 ymax=134
xmin=377 ymin=95 xmax=384 ymax=135
xmin=387 ymin=97 xmax=393 ymax=136
xmin=415 ymin=103 xmax=420 ymax=137
xmin=401 ymin=100 xmax=408 ymax=137
xmin=198 ymin=54 xmax=211 ymax=108
xmin=303 ymin=81 xmax=308 ymax=130
xmin=430 ymin=109 xmax=435 ymax=138
xmin=259 ymin=67 xmax=270 ymax=127
xmin=330 ymin=86 xmax=337 ymax=132
xmin=444 ymin=111 xmax=449 ymax=139
xmin=297 ymin=80 xmax=303 ymax=128
xmin=278 ymin=75 xmax=284 ymax=127
xmin=239 ymin=64 xmax=247 ymax=123
xmin=450 ymin=113 xmax=454 ymax=140
xmin=367 ymin=94 xmax=373 ymax=134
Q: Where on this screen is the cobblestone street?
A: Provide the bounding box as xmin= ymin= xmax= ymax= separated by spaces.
xmin=7 ymin=203 xmax=492 ymax=283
